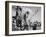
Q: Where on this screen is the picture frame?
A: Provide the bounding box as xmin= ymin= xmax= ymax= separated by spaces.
xmin=5 ymin=1 xmax=45 ymax=36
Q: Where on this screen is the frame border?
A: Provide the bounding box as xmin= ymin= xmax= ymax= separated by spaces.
xmin=5 ymin=1 xmax=45 ymax=36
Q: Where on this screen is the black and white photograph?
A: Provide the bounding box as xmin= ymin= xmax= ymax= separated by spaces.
xmin=5 ymin=1 xmax=45 ymax=36
xmin=12 ymin=6 xmax=41 ymax=31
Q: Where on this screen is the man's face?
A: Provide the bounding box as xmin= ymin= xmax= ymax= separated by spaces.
xmin=26 ymin=11 xmax=29 ymax=18
xmin=18 ymin=9 xmax=22 ymax=16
